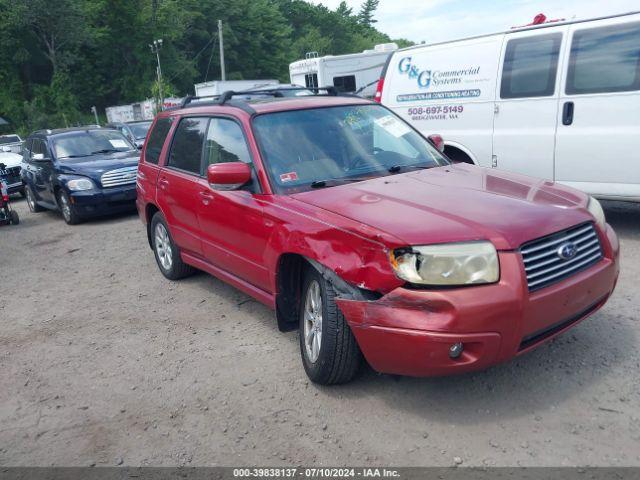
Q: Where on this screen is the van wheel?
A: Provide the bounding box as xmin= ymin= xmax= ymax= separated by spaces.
xmin=444 ymin=147 xmax=473 ymax=164
xmin=57 ymin=190 xmax=82 ymax=225
xmin=151 ymin=212 xmax=194 ymax=280
xmin=299 ymin=266 xmax=362 ymax=385
xmin=25 ymin=185 xmax=45 ymax=212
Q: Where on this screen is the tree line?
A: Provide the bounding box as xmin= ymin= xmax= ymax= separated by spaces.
xmin=0 ymin=0 xmax=410 ymax=135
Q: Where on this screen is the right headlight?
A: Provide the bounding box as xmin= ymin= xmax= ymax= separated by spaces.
xmin=66 ymin=177 xmax=95 ymax=191
xmin=390 ymin=241 xmax=499 ymax=286
xmin=587 ymin=196 xmax=606 ymax=229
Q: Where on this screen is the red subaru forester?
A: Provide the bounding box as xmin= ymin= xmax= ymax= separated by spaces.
xmin=136 ymin=90 xmax=619 ymax=385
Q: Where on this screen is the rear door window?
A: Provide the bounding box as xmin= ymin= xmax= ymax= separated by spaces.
xmin=305 ymin=73 xmax=319 ymax=89
xmin=145 ymin=117 xmax=173 ymax=165
xmin=566 ymin=22 xmax=640 ymax=95
xmin=500 ymin=33 xmax=562 ymax=98
xmin=203 ymin=118 xmax=251 ymax=171
xmin=167 ymin=117 xmax=208 ymax=175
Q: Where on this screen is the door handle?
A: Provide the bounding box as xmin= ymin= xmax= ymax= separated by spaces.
xmin=198 ymin=191 xmax=214 ymax=205
xmin=562 ymin=101 xmax=574 ymax=126
xmin=158 ymin=178 xmax=169 ymax=190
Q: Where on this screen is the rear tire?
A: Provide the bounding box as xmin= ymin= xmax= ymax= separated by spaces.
xmin=151 ymin=212 xmax=195 ymax=280
xmin=10 ymin=210 xmax=19 ymax=225
xmin=299 ymin=266 xmax=362 ymax=385
xmin=25 ymin=185 xmax=45 ymax=213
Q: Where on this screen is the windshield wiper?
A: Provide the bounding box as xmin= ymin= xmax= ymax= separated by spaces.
xmin=310 ymin=180 xmax=331 ymax=188
xmin=387 ymin=163 xmax=432 ymax=173
xmin=59 ymin=154 xmax=91 ymax=159
xmin=91 ymin=148 xmax=124 ymax=155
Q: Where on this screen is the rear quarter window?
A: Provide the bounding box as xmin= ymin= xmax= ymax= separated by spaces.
xmin=144 ymin=117 xmax=173 ymax=165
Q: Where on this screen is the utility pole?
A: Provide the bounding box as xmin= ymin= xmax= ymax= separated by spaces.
xmin=90 ymin=106 xmax=99 ymax=126
xmin=218 ymin=20 xmax=226 ymax=81
xmin=149 ymin=38 xmax=164 ymax=110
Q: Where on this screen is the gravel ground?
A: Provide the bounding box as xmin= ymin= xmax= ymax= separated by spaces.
xmin=0 ymin=197 xmax=638 ymax=467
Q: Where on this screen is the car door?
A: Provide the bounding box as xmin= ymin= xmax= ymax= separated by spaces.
xmin=156 ymin=117 xmax=208 ymax=257
xmin=554 ymin=16 xmax=640 ymax=199
xmin=195 ymin=117 xmax=271 ymax=292
xmin=492 ymin=26 xmax=567 ymax=179
xmin=31 ymin=138 xmax=56 ymax=204
xmin=138 ymin=116 xmax=173 ymax=216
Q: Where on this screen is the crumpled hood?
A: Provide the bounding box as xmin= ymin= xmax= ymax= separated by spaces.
xmin=291 ymin=164 xmax=594 ymax=250
xmin=58 ymin=151 xmax=139 ymax=183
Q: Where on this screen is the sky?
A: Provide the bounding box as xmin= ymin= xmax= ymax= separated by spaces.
xmin=311 ymin=0 xmax=638 ymax=44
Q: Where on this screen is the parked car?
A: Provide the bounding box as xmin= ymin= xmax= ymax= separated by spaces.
xmin=376 ymin=11 xmax=640 ymax=202
xmin=21 ymin=127 xmax=139 ymax=224
xmin=136 ymin=90 xmax=619 ymax=385
xmin=0 ymin=149 xmax=25 ymax=196
xmin=0 ymin=134 xmax=23 ymax=154
xmin=105 ymin=120 xmax=153 ymax=149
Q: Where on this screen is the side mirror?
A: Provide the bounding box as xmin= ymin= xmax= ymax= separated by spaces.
xmin=207 ymin=162 xmax=252 ymax=191
xmin=428 ymin=134 xmax=445 ymax=153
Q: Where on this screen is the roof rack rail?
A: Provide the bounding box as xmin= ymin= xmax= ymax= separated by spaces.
xmin=173 ymin=86 xmax=352 ymax=115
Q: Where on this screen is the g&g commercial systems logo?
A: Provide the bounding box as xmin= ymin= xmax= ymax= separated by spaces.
xmin=398 ymin=57 xmax=432 ymax=88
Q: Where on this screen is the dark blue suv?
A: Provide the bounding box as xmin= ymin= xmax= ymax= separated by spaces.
xmin=21 ymin=127 xmax=140 ymax=224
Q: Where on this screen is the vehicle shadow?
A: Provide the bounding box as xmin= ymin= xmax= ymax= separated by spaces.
xmin=601 ymin=200 xmax=640 ymax=239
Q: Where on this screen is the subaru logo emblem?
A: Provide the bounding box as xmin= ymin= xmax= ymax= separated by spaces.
xmin=557 ymin=242 xmax=578 ymax=261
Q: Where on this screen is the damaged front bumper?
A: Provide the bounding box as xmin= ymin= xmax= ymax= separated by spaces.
xmin=336 ymin=226 xmax=619 ymax=377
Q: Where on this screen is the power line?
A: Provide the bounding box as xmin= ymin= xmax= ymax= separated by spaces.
xmin=204 ymin=33 xmax=218 ymax=82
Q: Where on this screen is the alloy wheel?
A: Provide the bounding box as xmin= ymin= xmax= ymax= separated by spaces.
xmin=59 ymin=194 xmax=71 ymax=222
xmin=154 ymin=223 xmax=173 ymax=271
xmin=303 ymin=280 xmax=323 ymax=363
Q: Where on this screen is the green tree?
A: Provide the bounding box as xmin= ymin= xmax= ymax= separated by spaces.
xmin=358 ymin=0 xmax=380 ymax=27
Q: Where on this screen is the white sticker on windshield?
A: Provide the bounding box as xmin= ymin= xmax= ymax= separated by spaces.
xmin=109 ymin=139 xmax=129 ymax=148
xmin=375 ymin=115 xmax=411 ymax=138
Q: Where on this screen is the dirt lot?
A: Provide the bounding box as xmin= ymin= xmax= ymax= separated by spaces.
xmin=0 ymin=197 xmax=638 ymax=467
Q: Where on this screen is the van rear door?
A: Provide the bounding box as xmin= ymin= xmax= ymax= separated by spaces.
xmin=492 ymin=25 xmax=567 ymax=179
xmin=554 ymin=14 xmax=640 ymax=200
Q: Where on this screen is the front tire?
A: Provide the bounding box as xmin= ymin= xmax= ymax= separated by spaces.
xmin=10 ymin=210 xmax=19 ymax=225
xmin=25 ymin=185 xmax=45 ymax=213
xmin=151 ymin=212 xmax=194 ymax=280
xmin=57 ymin=190 xmax=82 ymax=225
xmin=299 ymin=267 xmax=362 ymax=385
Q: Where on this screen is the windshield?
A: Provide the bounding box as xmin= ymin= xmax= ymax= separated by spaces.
xmin=128 ymin=122 xmax=152 ymax=139
xmin=252 ymin=104 xmax=448 ymax=193
xmin=0 ymin=135 xmax=21 ymax=145
xmin=53 ymin=130 xmax=135 ymax=160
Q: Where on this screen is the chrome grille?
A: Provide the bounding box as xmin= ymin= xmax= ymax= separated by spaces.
xmin=521 ymin=223 xmax=603 ymax=292
xmin=100 ymin=166 xmax=138 ymax=188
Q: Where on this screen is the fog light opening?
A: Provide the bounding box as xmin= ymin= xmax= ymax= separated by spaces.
xmin=449 ymin=342 xmax=464 ymax=359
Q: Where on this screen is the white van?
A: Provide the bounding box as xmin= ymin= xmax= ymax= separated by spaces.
xmin=378 ymin=12 xmax=640 ymax=202
xmin=290 ymin=43 xmax=398 ymax=98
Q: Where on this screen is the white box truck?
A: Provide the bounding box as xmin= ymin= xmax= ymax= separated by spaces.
xmin=289 ymin=43 xmax=398 ymax=98
xmin=194 ymin=80 xmax=280 ymax=97
xmin=378 ymin=12 xmax=640 ymax=202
